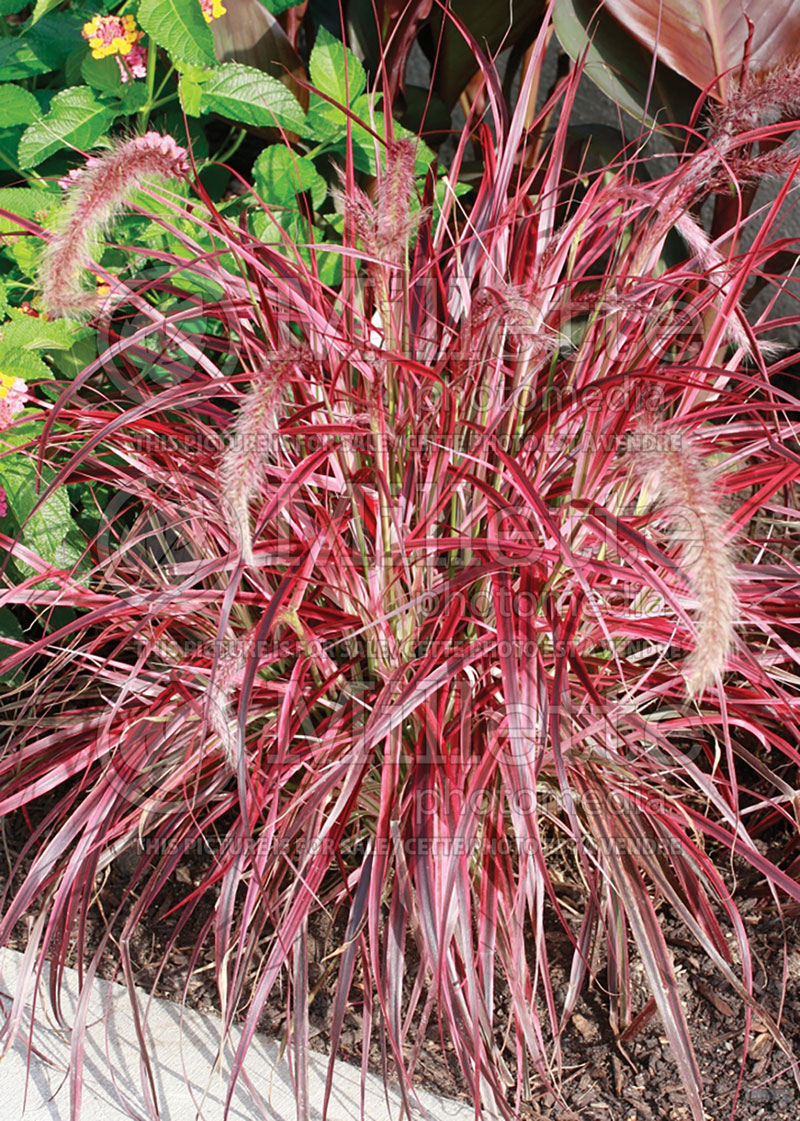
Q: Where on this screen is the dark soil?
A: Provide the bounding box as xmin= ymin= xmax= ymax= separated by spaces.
xmin=3 ymin=806 xmax=800 ymax=1121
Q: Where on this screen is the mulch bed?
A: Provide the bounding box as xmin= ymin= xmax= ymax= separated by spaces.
xmin=2 ymin=805 xmax=800 ymax=1120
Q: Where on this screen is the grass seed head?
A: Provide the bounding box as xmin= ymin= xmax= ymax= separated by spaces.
xmin=626 ymin=418 xmax=738 ymax=696
xmin=40 ymin=132 xmax=189 ymax=319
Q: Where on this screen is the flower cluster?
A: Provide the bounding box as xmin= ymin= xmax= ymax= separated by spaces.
xmin=82 ymin=13 xmax=141 ymax=58
xmin=0 ymin=371 xmax=28 ymax=429
xmin=201 ymin=0 xmax=227 ymax=21
xmin=82 ymin=14 xmax=147 ymax=84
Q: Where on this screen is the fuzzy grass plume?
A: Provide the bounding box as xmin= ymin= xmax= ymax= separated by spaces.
xmin=207 ymin=641 xmax=247 ymax=774
xmin=344 ymin=139 xmax=418 ymax=267
xmin=40 ymin=132 xmax=189 ymax=319
xmin=218 ymin=365 xmax=290 ymax=564
xmin=626 ymin=418 xmax=739 ymax=695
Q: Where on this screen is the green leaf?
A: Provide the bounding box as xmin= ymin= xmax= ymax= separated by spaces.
xmin=0 ymin=187 xmax=56 ymax=218
xmin=258 ymin=0 xmax=306 ymax=12
xmin=250 ymin=207 xmax=288 ymax=244
xmin=249 ymin=206 xmax=342 ymax=285
xmin=552 ymin=0 xmax=697 ymax=129
xmin=17 ymin=87 xmax=117 ymax=168
xmin=0 ymin=125 xmax=24 ymax=175
xmin=1 ymin=314 xmax=85 ymax=351
xmin=173 ymin=59 xmax=209 ymax=78
xmin=0 ymin=0 xmax=30 ymax=13
xmin=0 ymin=419 xmax=44 ymax=451
xmin=9 ymin=236 xmax=42 ymax=277
xmin=27 ymin=512 xmax=84 ymax=572
xmin=0 ymin=84 xmax=39 ymax=127
xmin=309 ymin=231 xmax=343 ymax=288
xmin=50 ymin=330 xmax=97 ymax=381
xmin=138 ymin=0 xmax=218 ymax=66
xmin=200 ymin=62 xmax=305 ymax=131
xmin=25 ymin=484 xmax=73 ymax=561
xmin=26 ymin=10 xmax=93 ymax=69
xmin=253 ymin=146 xmax=327 ymax=209
xmin=120 ymin=83 xmax=150 ymax=113
xmin=0 ymin=350 xmax=50 ymax=381
xmin=0 ymin=606 xmax=24 ymax=684
xmin=81 ymin=53 xmax=126 ymax=95
xmin=30 ymin=0 xmax=63 ymax=23
xmin=180 ymin=73 xmax=205 ymax=117
xmin=335 ymin=95 xmax=435 ymax=176
xmin=0 ymin=36 xmax=56 ymax=81
xmin=0 ymin=11 xmax=87 ymax=80
xmin=0 ymin=452 xmax=84 ymax=577
xmin=300 ymin=95 xmax=345 ymax=143
xmin=0 ymin=186 xmax=56 ymax=234
xmin=0 ymin=453 xmax=50 ymax=523
xmin=309 ymin=26 xmax=366 ymax=105
xmin=64 ymin=45 xmax=88 ymax=87
xmin=300 ymin=90 xmax=434 ymax=175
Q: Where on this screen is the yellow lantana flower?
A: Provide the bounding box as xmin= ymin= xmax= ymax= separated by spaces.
xmin=82 ymin=14 xmax=143 ymax=60
xmin=201 ymin=0 xmax=226 ymax=22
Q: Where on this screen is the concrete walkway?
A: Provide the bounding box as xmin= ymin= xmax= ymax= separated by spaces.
xmin=0 ymin=948 xmax=477 ymax=1120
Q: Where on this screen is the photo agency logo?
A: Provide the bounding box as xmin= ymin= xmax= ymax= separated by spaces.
xmin=96 ymin=487 xmax=242 ymax=589
xmin=94 ymin=489 xmax=249 ymax=814
xmin=96 ymin=683 xmax=236 ymax=819
xmin=94 ymin=265 xmax=240 ymax=404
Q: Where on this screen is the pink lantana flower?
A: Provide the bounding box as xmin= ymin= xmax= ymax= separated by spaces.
xmin=116 ymin=41 xmax=148 ymax=84
xmin=58 ymin=168 xmax=84 ymax=191
xmin=82 ymin=13 xmax=147 ymax=84
xmin=0 ymin=372 xmax=28 ymax=429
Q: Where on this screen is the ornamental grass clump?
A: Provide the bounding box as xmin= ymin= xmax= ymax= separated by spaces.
xmin=4 ymin=25 xmax=800 ymax=1121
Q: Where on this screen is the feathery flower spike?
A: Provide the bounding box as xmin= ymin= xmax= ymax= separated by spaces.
xmin=343 ymin=139 xmax=418 ymax=267
xmin=40 ymin=132 xmax=189 ymax=320
xmin=207 ymin=643 xmax=247 ymax=774
xmin=218 ymin=366 xmax=289 ymax=564
xmin=375 ymin=140 xmax=417 ymax=264
xmin=626 ymin=419 xmax=738 ymax=696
